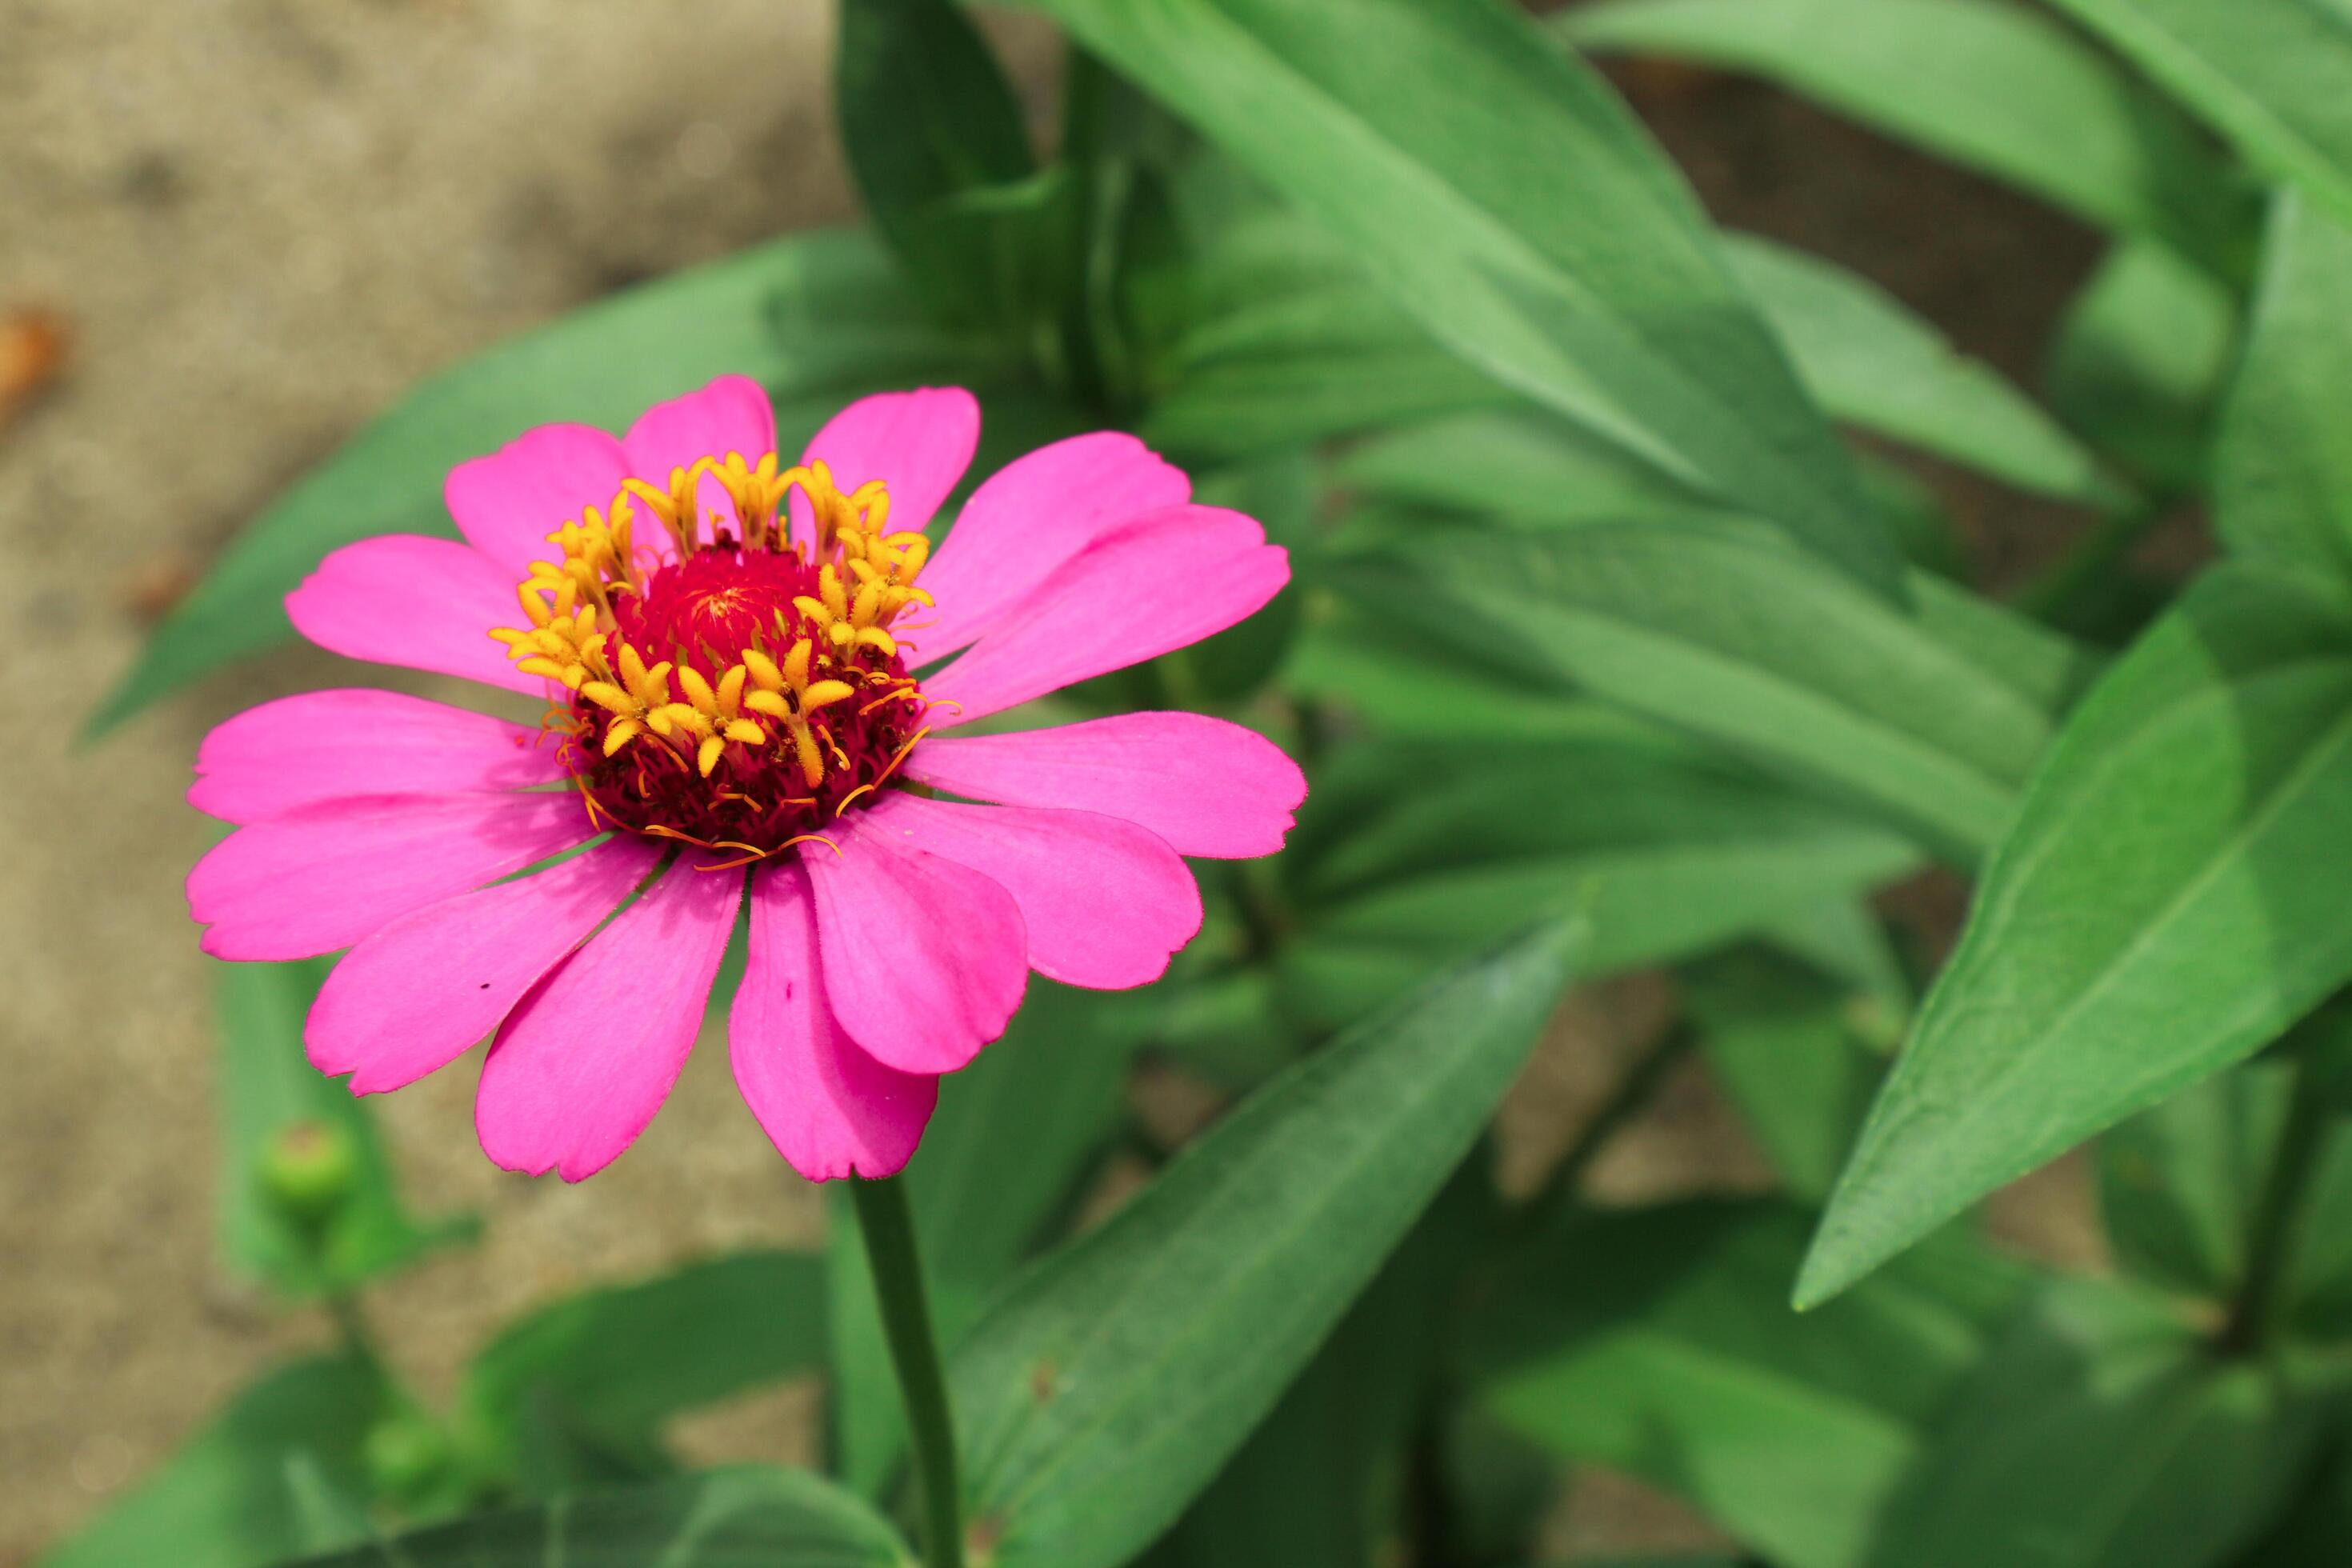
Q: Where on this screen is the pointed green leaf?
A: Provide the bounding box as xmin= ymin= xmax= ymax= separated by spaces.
xmin=2049 ymin=238 xmax=2239 ymax=494
xmin=836 ymin=0 xmax=1043 ymax=334
xmin=1336 ymin=518 xmax=2085 ymax=856
xmin=1278 ymin=738 xmax=1918 ymax=1029
xmin=2038 ymin=0 xmax=2352 ymax=233
xmin=280 ymin=1467 xmax=911 ymax=1567
xmin=1801 ymin=567 xmax=2352 ymax=1307
xmin=1022 ymin=0 xmax=1901 ymax=590
xmin=1726 ymin=235 xmax=2128 ymax=509
xmin=1863 ymin=1278 xmax=2325 ymax=1567
xmin=2217 ymin=192 xmax=2352 ymax=583
xmin=1565 ymin=0 xmax=2250 ymax=273
xmin=1471 ymin=1201 xmax=2031 ymax=1568
xmin=37 ymin=1356 xmax=384 ymax=1568
xmin=216 ymin=958 xmax=475 ymax=1301
xmin=950 ymin=921 xmax=1584 ymax=1568
xmin=90 ymin=230 xmax=983 ymax=735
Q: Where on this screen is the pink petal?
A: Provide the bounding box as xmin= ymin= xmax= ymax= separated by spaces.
xmin=909 ymin=432 xmax=1190 ymax=662
xmin=475 ymin=856 xmax=745 ymax=1182
xmin=189 ymin=791 xmax=595 ymax=961
xmin=191 ymin=690 xmax=566 ymax=825
xmin=445 ymin=424 xmax=630 ymax=578
xmin=286 ymin=535 xmax=549 ymax=698
xmin=308 ymin=836 xmax=662 ymax=1094
xmin=730 ymin=860 xmax=938 ymax=1181
xmin=621 ymin=374 xmax=778 ymax=486
xmin=863 ymin=793 xmax=1202 ymax=990
xmin=906 ymin=712 xmax=1307 ymax=859
xmin=918 ymin=507 xmax=1289 ymax=723
xmin=787 ymin=387 xmax=978 ymax=547
xmin=798 ymin=818 xmax=1027 ymax=1074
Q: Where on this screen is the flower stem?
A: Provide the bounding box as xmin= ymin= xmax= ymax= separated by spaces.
xmin=850 ymin=1175 xmax=966 ymax=1568
xmin=2222 ymin=1057 xmax=2333 ymax=1357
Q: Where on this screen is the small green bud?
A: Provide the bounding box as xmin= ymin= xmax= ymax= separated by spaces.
xmin=258 ymin=1119 xmax=359 ymax=1228
xmin=364 ymin=1413 xmax=450 ymax=1500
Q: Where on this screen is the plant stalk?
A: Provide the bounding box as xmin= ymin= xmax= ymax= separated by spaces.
xmin=850 ymin=1175 xmax=966 ymax=1568
xmin=2222 ymin=1058 xmax=2334 ymax=1357
xmin=1517 ymin=1018 xmax=1698 ymax=1238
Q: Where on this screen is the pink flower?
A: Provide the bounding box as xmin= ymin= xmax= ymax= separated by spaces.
xmin=186 ymin=378 xmax=1305 ymax=1182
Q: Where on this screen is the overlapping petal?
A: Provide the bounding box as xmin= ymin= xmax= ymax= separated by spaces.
xmin=287 ymin=535 xmax=550 ymax=696
xmin=906 ymin=711 xmax=1306 ymax=859
xmin=910 ymin=432 xmax=1190 ymax=661
xmin=191 ymin=689 xmax=566 ymax=824
xmin=787 ymin=387 xmax=978 ymax=546
xmin=189 ymin=791 xmax=595 ymax=961
xmin=918 ymin=507 xmax=1288 ymax=723
xmin=730 ymin=861 xmax=938 ymax=1181
xmin=475 ymin=855 xmax=743 ymax=1181
xmin=799 ymin=818 xmax=1027 ymax=1074
xmin=445 ymin=423 xmax=630 ymax=578
xmin=862 ymin=793 xmax=1201 ymax=990
xmin=309 ymin=836 xmax=662 ymax=1094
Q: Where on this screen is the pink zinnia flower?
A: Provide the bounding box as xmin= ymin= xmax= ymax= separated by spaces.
xmin=186 ymin=378 xmax=1304 ymax=1182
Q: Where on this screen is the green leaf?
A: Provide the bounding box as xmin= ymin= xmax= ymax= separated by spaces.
xmin=1471 ymin=1200 xmax=2031 ymax=1568
xmin=2038 ymin=0 xmax=2352 ymax=234
xmin=1565 ymin=0 xmax=2251 ymax=274
xmin=2102 ymin=1041 xmax=2352 ymax=1333
xmin=2049 ymin=237 xmax=2240 ymax=495
xmin=1331 ymin=409 xmax=1709 ymax=529
xmin=1277 ymin=738 xmax=1918 ymax=1029
xmin=1334 ymin=518 xmax=2082 ymax=856
xmin=1021 ymin=0 xmax=1902 ymax=590
xmin=828 ymin=982 xmax=1146 ymax=1497
xmin=836 ymin=0 xmax=1042 ymax=334
xmin=1726 ymin=235 xmax=2128 ymax=509
xmin=457 ymin=1252 xmax=827 ymax=1495
xmin=1863 ymin=1278 xmax=2325 ymax=1568
xmin=950 ymin=920 xmax=1585 ymax=1568
xmin=1799 ymin=566 xmax=2352 ymax=1308
xmin=1683 ymin=946 xmax=1888 ymax=1202
xmin=1163 ymin=211 xmax=2120 ymax=510
xmin=279 ymin=1466 xmax=912 ymax=1567
xmin=1139 ymin=207 xmax=1513 ymax=460
xmin=216 ymin=958 xmax=475 ymax=1301
xmin=2217 ymin=192 xmax=2352 ymax=583
xmin=1143 ymin=1166 xmax=1501 ymax=1568
xmin=91 ymin=229 xmax=982 ymax=734
xmin=37 ymin=1356 xmax=384 ymax=1568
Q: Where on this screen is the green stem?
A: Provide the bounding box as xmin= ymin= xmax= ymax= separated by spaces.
xmin=324 ymin=1289 xmax=382 ymax=1373
xmin=2012 ymin=498 xmax=2170 ymax=625
xmin=850 ymin=1176 xmax=966 ymax=1568
xmin=2222 ymin=1058 xmax=2333 ymax=1357
xmin=1518 ymin=1018 xmax=1698 ymax=1238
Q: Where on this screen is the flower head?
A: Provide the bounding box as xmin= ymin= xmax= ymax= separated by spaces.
xmin=186 ymin=378 xmax=1305 ymax=1181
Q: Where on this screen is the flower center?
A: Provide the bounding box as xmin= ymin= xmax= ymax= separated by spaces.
xmin=490 ymin=453 xmax=935 ymax=864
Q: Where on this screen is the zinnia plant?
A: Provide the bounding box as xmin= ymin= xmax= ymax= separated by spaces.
xmin=56 ymin=0 xmax=2352 ymax=1563
xmin=187 ymin=377 xmax=1303 ymax=1182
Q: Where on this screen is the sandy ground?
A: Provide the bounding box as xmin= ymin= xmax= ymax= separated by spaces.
xmin=0 ymin=2 xmax=2107 ymax=1560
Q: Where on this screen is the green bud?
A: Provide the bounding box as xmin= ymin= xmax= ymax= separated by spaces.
xmin=364 ymin=1413 xmax=450 ymax=1500
xmin=258 ymin=1119 xmax=359 ymax=1228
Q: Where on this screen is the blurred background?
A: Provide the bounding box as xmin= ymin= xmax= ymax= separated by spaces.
xmin=1 ymin=1 xmax=2122 ymax=1558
